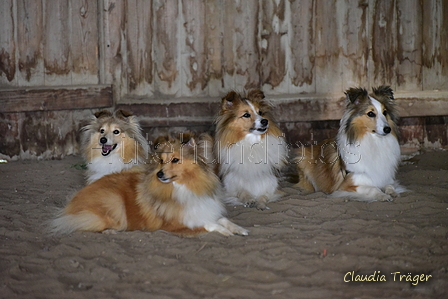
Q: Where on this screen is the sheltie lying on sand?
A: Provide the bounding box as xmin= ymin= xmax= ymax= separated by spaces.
xmin=215 ymin=90 xmax=288 ymax=210
xmin=81 ymin=110 xmax=148 ymax=184
xmin=296 ymin=86 xmax=405 ymax=202
xmin=50 ymin=135 xmax=248 ymax=237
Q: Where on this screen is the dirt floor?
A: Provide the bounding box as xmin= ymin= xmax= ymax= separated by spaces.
xmin=0 ymin=150 xmax=447 ymax=299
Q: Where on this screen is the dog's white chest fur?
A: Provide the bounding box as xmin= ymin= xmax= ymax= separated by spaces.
xmin=218 ymin=134 xmax=287 ymax=200
xmin=86 ymin=154 xmax=135 ymax=184
xmin=337 ymin=132 xmax=400 ymax=188
xmin=173 ymin=183 xmax=225 ymax=228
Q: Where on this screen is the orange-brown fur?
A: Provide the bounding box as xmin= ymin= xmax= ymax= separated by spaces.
xmin=215 ymin=90 xmax=283 ymax=146
xmin=295 ymin=138 xmax=344 ymax=194
xmin=51 ymin=135 xmax=246 ymax=236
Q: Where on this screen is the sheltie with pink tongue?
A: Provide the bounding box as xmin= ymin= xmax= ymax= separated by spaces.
xmin=81 ymin=110 xmax=149 ymax=184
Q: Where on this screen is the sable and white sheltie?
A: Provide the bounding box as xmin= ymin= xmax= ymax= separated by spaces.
xmin=81 ymin=110 xmax=149 ymax=184
xmin=215 ymin=90 xmax=288 ymax=210
xmin=296 ymin=86 xmax=405 ymax=202
xmin=50 ymin=135 xmax=248 ymax=237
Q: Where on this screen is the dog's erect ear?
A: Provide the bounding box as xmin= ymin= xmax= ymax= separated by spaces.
xmin=114 ymin=109 xmax=134 ymax=120
xmin=372 ymin=85 xmax=394 ymax=101
xmin=344 ymin=87 xmax=368 ymax=105
xmin=154 ymin=135 xmax=170 ymax=151
xmin=221 ymin=91 xmax=242 ymax=111
xmin=246 ymin=89 xmax=265 ymax=102
xmin=185 ymin=137 xmax=196 ymax=148
xmin=94 ymin=110 xmax=113 ymax=119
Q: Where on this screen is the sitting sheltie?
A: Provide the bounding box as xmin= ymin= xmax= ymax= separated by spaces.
xmin=81 ymin=110 xmax=149 ymax=184
xmin=295 ymin=86 xmax=405 ymax=202
xmin=50 ymin=135 xmax=248 ymax=237
xmin=215 ymin=90 xmax=288 ymax=210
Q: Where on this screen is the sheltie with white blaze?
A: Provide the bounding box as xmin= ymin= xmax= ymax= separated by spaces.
xmin=295 ymin=86 xmax=405 ymax=202
xmin=81 ymin=110 xmax=149 ymax=184
xmin=215 ymin=90 xmax=288 ymax=210
xmin=50 ymin=135 xmax=248 ymax=237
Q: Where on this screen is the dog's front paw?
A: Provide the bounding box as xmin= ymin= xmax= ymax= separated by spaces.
xmin=255 ymin=201 xmax=269 ymax=210
xmin=101 ymin=228 xmax=118 ymax=235
xmin=243 ymin=200 xmax=258 ymax=209
xmin=384 ymin=185 xmax=399 ymax=198
xmin=244 ymin=197 xmax=270 ymax=210
xmin=216 ymin=218 xmax=249 ymax=236
xmin=378 ymin=193 xmax=394 ymax=202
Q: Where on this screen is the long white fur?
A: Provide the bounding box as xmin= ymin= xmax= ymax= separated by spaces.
xmin=335 ymin=97 xmax=404 ymax=202
xmin=173 ymin=183 xmax=248 ymax=235
xmin=86 ymin=155 xmax=138 ymax=184
xmin=219 ymin=133 xmax=287 ymax=205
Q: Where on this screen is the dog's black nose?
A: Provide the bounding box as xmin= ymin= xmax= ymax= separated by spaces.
xmin=157 ymin=170 xmax=164 ymax=178
xmin=383 ymin=126 xmax=391 ymax=134
xmin=100 ymin=137 xmax=107 ymax=144
xmin=261 ymin=119 xmax=268 ymax=126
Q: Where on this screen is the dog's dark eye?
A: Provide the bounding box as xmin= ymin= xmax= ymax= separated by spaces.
xmin=100 ymin=129 xmax=105 ymax=134
xmin=113 ymin=130 xmax=120 ymax=135
xmin=258 ymin=110 xmax=263 ymax=116
xmin=383 ymin=110 xmax=388 ymax=116
xmin=242 ymin=112 xmax=251 ymax=118
xmin=172 ymin=158 xmax=180 ymax=163
xmin=367 ymin=111 xmax=376 ymax=118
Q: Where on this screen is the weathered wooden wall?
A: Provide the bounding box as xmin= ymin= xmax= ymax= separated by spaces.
xmin=1 ymin=0 xmax=447 ymax=159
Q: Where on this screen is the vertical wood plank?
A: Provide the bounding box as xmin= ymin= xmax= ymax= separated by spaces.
xmin=102 ymin=0 xmax=125 ymax=96
xmin=0 ymin=0 xmax=16 ymax=85
xmin=70 ymin=0 xmax=99 ymax=85
xmin=369 ymin=0 xmax=397 ymax=89
xmin=340 ymin=0 xmax=369 ymax=90
xmin=261 ymin=0 xmax=288 ymax=92
xmin=234 ymin=0 xmax=261 ymax=91
xmin=125 ymin=0 xmax=153 ymax=97
xmin=396 ymin=0 xmax=422 ymax=91
xmin=181 ymin=0 xmax=207 ymax=97
xmin=221 ymin=0 xmax=237 ymax=90
xmin=205 ymin=0 xmax=224 ymax=97
xmin=43 ymin=0 xmax=72 ymax=86
xmin=16 ymin=0 xmax=44 ymax=86
xmin=289 ymin=0 xmax=315 ymax=94
xmin=154 ymin=0 xmax=180 ymax=97
xmin=315 ymin=0 xmax=342 ymax=93
xmin=422 ymin=0 xmax=448 ymax=90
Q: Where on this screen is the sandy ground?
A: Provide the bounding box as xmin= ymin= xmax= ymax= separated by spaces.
xmin=0 ymin=150 xmax=447 ymax=299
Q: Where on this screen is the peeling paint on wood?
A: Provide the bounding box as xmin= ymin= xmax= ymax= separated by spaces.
xmin=154 ymin=0 xmax=180 ymax=95
xmin=261 ymin=0 xmax=287 ymax=89
xmin=17 ymin=0 xmax=44 ymax=85
xmin=0 ymin=0 xmax=16 ymax=83
xmin=370 ymin=0 xmax=397 ymax=88
xmin=289 ymin=0 xmax=315 ymax=92
xmin=43 ymin=0 xmax=71 ymax=85
xmin=0 ymin=0 xmax=447 ymax=159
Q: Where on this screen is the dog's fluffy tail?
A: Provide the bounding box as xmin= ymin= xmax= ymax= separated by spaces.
xmin=48 ymin=211 xmax=105 ymax=235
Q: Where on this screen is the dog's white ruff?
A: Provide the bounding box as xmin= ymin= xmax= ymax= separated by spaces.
xmin=218 ymin=133 xmax=287 ymax=204
xmin=173 ymin=183 xmax=248 ymax=235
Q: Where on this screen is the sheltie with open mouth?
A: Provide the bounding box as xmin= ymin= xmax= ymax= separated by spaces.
xmin=295 ymin=86 xmax=405 ymax=202
xmin=81 ymin=110 xmax=149 ymax=184
xmin=214 ymin=90 xmax=288 ymax=210
xmin=50 ymin=134 xmax=248 ymax=237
